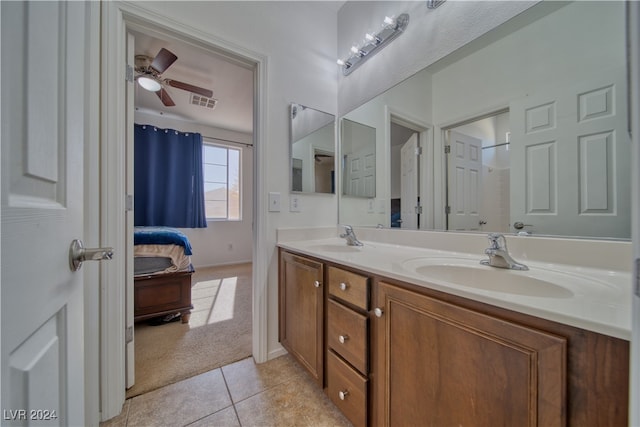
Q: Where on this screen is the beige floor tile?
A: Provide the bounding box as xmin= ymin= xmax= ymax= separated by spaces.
xmin=222 ymin=354 xmax=307 ymax=403
xmin=185 ymin=406 xmax=240 ymax=427
xmin=127 ymin=369 xmax=232 ymax=427
xmin=234 ymin=371 xmax=352 ymax=427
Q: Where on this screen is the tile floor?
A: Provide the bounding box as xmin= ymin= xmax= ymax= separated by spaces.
xmin=101 ymin=354 xmax=352 ymax=427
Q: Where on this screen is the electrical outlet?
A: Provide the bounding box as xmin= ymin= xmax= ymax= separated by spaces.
xmin=290 ymin=195 xmax=301 ymax=212
xmin=268 ymin=192 xmax=281 ymax=212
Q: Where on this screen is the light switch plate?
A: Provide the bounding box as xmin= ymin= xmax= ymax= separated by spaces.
xmin=290 ymin=195 xmax=301 ymax=212
xmin=268 ymin=192 xmax=281 ymax=212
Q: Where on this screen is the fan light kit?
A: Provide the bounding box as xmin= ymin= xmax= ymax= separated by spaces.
xmin=134 ymin=48 xmax=215 ymax=107
xmin=337 ymin=13 xmax=409 ymax=76
xmin=137 ymin=76 xmax=162 ymax=92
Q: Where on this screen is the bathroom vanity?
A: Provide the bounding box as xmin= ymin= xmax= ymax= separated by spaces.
xmin=278 ymin=234 xmax=630 ymax=427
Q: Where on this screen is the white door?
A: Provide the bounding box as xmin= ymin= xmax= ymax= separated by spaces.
xmin=344 ymin=147 xmax=376 ymax=198
xmin=447 ymin=131 xmax=483 ymax=231
xmin=509 ymin=70 xmax=630 ymax=238
xmin=1 ymin=2 xmax=94 ymax=425
xmin=400 ymin=134 xmax=419 ymax=229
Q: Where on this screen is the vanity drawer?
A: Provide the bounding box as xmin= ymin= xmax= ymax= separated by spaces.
xmin=326 ymin=349 xmax=368 ymax=427
xmin=328 ymin=266 xmax=369 ymax=310
xmin=327 ymin=299 xmax=368 ymax=374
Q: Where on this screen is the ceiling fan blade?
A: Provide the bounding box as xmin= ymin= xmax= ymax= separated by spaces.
xmin=166 ymin=79 xmax=213 ymax=98
xmin=150 ymin=48 xmax=178 ymax=74
xmin=156 ymin=88 xmax=176 ymax=107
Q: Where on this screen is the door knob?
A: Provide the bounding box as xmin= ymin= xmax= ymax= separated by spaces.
xmin=513 ymin=221 xmax=532 ymax=230
xmin=69 ymin=239 xmax=114 ymax=271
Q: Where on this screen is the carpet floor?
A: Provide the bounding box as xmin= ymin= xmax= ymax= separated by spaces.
xmin=126 ymin=263 xmax=253 ymax=398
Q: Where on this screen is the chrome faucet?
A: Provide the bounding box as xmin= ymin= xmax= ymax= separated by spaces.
xmin=480 ymin=233 xmax=528 ymax=271
xmin=340 ymin=225 xmax=363 ymax=246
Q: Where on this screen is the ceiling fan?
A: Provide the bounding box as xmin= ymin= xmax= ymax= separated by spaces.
xmin=134 ymin=48 xmax=214 ymax=107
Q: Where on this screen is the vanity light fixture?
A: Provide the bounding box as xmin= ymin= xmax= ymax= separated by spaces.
xmin=426 ymin=0 xmax=446 ymax=9
xmin=337 ymin=13 xmax=410 ymax=76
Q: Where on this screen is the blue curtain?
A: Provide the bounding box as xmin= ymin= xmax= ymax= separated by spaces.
xmin=134 ymin=124 xmax=207 ymax=228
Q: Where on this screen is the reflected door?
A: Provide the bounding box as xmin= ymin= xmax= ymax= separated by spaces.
xmin=447 ymin=131 xmax=483 ymax=231
xmin=400 ymin=134 xmax=419 ymax=229
xmin=509 ymin=70 xmax=630 ymax=238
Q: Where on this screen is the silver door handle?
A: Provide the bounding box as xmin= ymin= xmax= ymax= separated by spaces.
xmin=69 ymin=239 xmax=114 ymax=271
xmin=513 ymin=221 xmax=532 ymax=230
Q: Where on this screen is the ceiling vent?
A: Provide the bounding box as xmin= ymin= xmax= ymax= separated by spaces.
xmin=190 ymin=93 xmax=218 ymax=110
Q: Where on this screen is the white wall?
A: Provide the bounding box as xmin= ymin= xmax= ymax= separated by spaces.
xmin=134 ymin=111 xmax=254 ymax=267
xmin=127 ymin=1 xmax=339 ymax=358
xmin=337 ymin=1 xmax=537 ymax=116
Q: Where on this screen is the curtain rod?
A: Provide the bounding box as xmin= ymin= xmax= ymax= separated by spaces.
xmin=202 ymin=135 xmax=253 ymax=148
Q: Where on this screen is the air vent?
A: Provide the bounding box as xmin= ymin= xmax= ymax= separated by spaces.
xmin=190 ymin=93 xmax=218 ymax=110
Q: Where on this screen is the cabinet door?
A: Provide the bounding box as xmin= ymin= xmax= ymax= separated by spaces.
xmin=279 ymin=251 xmax=324 ymax=385
xmin=374 ymin=282 xmax=566 ymax=427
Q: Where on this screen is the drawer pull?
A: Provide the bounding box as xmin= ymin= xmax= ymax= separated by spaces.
xmin=374 ymin=307 xmax=384 ymax=317
xmin=338 ymin=334 xmax=349 ymax=344
xmin=339 ymin=282 xmax=349 ymax=291
xmin=314 ymin=280 xmax=321 ymax=288
xmin=339 ymin=390 xmax=349 ymax=400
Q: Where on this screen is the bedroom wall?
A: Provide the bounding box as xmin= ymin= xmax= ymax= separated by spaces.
xmin=134 ymin=111 xmax=254 ymax=268
xmin=127 ymin=1 xmax=339 ymax=358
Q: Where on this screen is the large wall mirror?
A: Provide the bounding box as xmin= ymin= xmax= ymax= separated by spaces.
xmin=290 ymin=103 xmax=336 ymax=194
xmin=338 ymin=1 xmax=631 ymax=240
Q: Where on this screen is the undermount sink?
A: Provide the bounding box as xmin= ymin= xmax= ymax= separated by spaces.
xmin=306 ymin=244 xmax=367 ymax=253
xmin=401 ymin=257 xmax=576 ymax=298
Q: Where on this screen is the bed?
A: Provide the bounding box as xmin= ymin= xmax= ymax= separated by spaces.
xmin=133 ymin=226 xmax=194 ymax=324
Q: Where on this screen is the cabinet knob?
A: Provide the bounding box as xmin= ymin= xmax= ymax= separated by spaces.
xmin=314 ymin=280 xmax=321 ymax=288
xmin=374 ymin=307 xmax=384 ymax=317
xmin=339 ymin=282 xmax=348 ymax=291
xmin=338 ymin=390 xmax=349 ymax=400
xmin=338 ymin=334 xmax=349 ymax=344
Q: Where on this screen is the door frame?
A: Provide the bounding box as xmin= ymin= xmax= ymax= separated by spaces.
xmin=99 ymin=2 xmax=268 ymax=421
xmin=385 ymin=106 xmax=432 ymax=229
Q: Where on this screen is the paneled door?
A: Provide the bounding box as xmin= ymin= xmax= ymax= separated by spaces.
xmin=447 ymin=131 xmax=483 ymax=231
xmin=509 ymin=69 xmax=630 ymax=238
xmin=2 ymin=2 xmax=92 ymax=425
xmin=400 ymin=133 xmax=419 ymax=229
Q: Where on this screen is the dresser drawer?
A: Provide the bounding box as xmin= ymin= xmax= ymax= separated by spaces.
xmin=328 ymin=266 xmax=369 ymax=310
xmin=326 ymin=350 xmax=368 ymax=427
xmin=327 ymin=299 xmax=368 ymax=374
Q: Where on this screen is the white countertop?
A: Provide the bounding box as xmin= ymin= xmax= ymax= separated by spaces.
xmin=278 ymin=237 xmax=632 ymax=340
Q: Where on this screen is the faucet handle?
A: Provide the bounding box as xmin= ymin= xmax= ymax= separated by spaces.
xmin=487 ymin=233 xmax=506 ymax=250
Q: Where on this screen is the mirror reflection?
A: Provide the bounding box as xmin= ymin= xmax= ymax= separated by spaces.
xmin=290 ymin=103 xmax=335 ymax=194
xmin=342 ymin=118 xmax=376 ymax=198
xmin=339 ymin=1 xmax=630 ymax=239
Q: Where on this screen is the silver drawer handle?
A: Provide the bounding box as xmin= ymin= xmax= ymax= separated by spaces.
xmin=69 ymin=239 xmax=114 ymax=272
xmin=339 ymin=390 xmax=349 ymax=400
xmin=339 ymin=334 xmax=349 ymax=344
xmin=314 ymin=280 xmax=321 ymax=288
xmin=339 ymin=282 xmax=348 ymax=291
xmin=374 ymin=307 xmax=384 ymax=317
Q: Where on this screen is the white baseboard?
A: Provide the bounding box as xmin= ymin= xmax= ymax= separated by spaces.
xmin=267 ymin=346 xmax=288 ymax=362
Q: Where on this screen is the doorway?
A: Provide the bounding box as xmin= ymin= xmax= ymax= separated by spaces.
xmin=444 ymin=109 xmax=511 ymax=232
xmin=125 ymin=26 xmax=256 ymax=397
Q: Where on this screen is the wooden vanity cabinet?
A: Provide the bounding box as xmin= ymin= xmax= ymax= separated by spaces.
xmin=370 ymin=279 xmax=629 ymax=427
xmin=373 ymin=281 xmax=566 ymax=427
xmin=278 ymin=251 xmax=324 ymax=386
xmin=325 ymin=265 xmax=371 ymax=427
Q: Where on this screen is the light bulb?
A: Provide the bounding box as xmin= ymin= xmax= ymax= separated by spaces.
xmin=384 ymin=16 xmax=395 ymax=26
xmin=365 ymin=33 xmax=375 ymax=41
xmin=350 ymin=45 xmax=359 ymax=54
xmin=337 ymin=59 xmax=345 ymax=66
xmin=138 ymin=76 xmax=162 ymax=92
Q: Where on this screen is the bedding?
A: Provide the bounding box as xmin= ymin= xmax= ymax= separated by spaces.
xmin=134 ymin=227 xmax=192 ymax=276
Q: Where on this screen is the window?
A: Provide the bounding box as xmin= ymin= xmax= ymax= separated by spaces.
xmin=203 ymin=142 xmax=241 ymax=220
